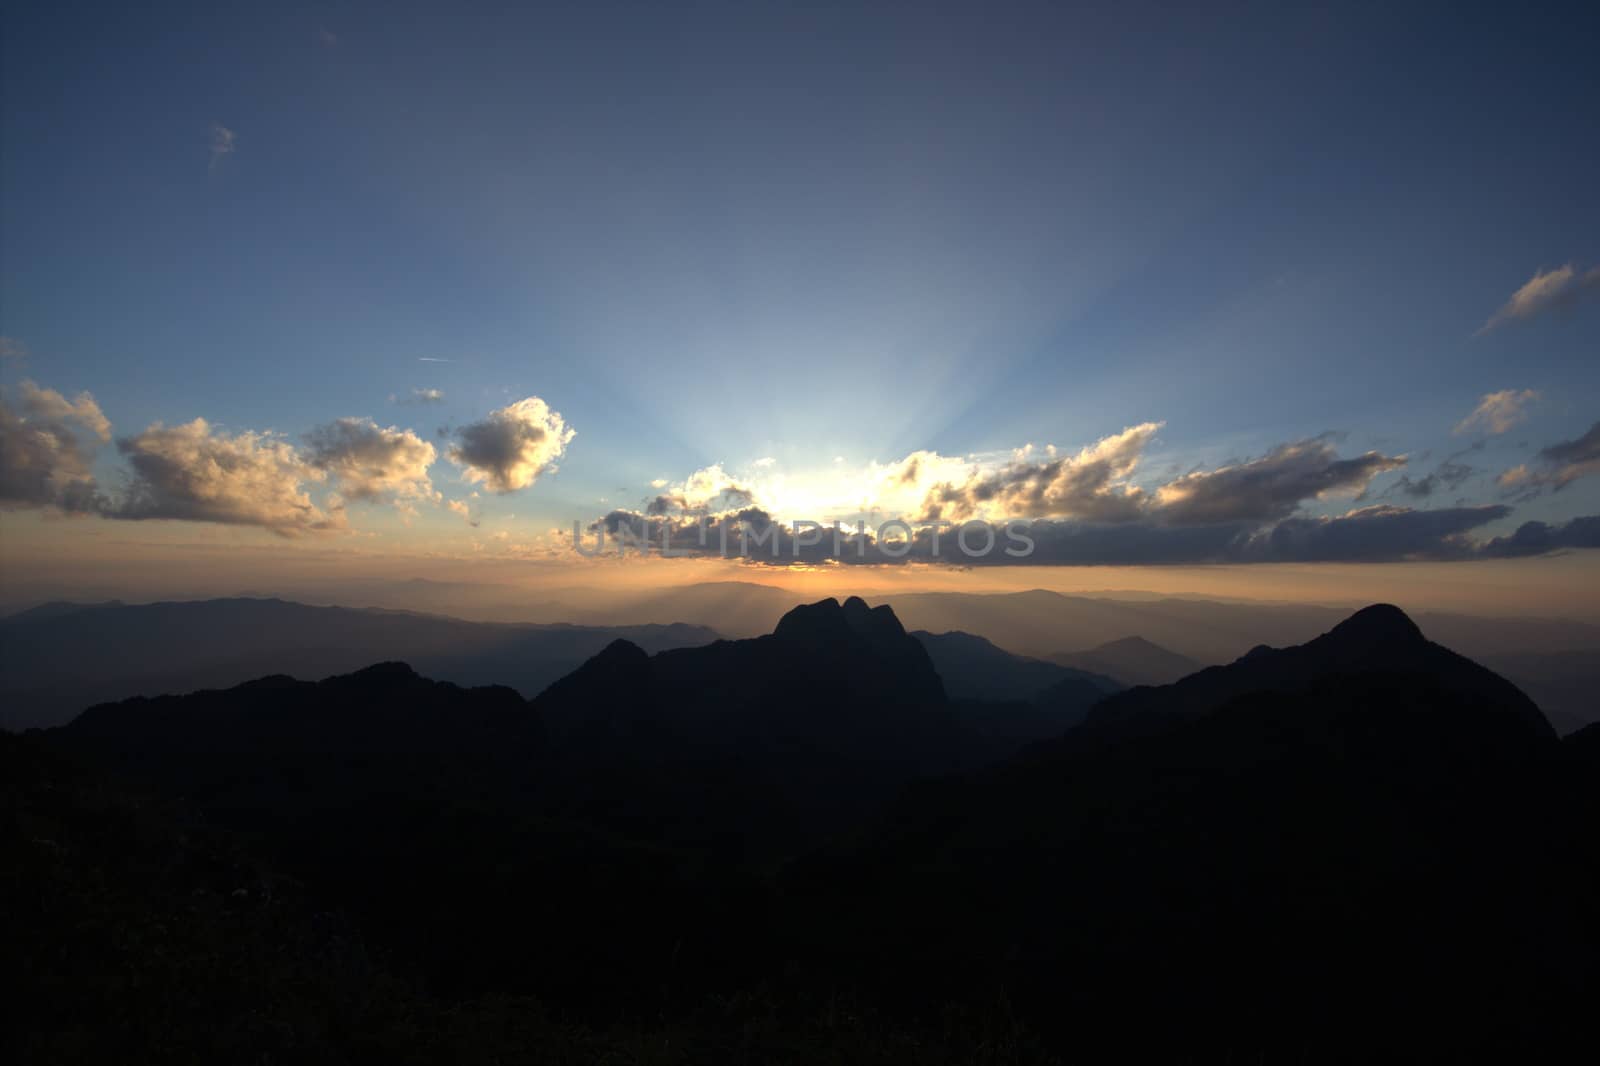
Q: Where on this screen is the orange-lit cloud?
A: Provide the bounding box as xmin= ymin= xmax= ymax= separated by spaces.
xmin=115 ymin=419 xmax=340 ymax=535
xmin=0 ymin=380 xmax=111 ymax=512
xmin=1454 ymin=389 xmax=1539 ymax=436
xmin=1479 ymin=264 xmax=1600 ymax=333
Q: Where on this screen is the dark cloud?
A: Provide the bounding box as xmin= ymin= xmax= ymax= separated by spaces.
xmin=1229 ymin=505 xmax=1506 ymax=562
xmin=580 ymin=503 xmax=1517 ymax=567
xmin=1388 ymin=459 xmax=1475 ymax=500
xmin=1479 ymin=515 xmax=1600 ymax=558
xmin=1154 ymin=439 xmax=1405 ymax=524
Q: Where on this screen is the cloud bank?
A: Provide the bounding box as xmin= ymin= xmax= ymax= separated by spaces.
xmin=922 ymin=422 xmax=1161 ymax=523
xmin=582 ymin=501 xmax=1529 ymax=567
xmin=1154 ymin=438 xmax=1403 ymax=524
xmin=115 ymin=419 xmax=338 ymax=535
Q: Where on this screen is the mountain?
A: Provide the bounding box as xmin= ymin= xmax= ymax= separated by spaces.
xmin=586 ymin=579 xmax=799 ymax=637
xmin=1083 ymin=603 xmax=1554 ymax=741
xmin=0 ymin=597 xmax=716 ymax=729
xmin=16 ymin=600 xmax=1599 ymax=1061
xmin=2 ymin=599 xmax=127 ymax=622
xmin=883 ymin=588 xmax=1600 ymax=663
xmin=534 ymin=596 xmax=973 ymax=840
xmin=1046 ymin=634 xmax=1202 ymax=686
xmin=911 ymin=629 xmax=1120 ymax=701
xmin=784 ymin=603 xmax=1588 ymax=1059
xmin=63 ymin=661 xmax=536 ymax=764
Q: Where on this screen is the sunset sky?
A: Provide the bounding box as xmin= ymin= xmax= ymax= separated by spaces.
xmin=3 ymin=3 xmax=1597 ymax=613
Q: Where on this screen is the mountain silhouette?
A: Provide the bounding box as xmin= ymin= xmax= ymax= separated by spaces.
xmin=0 ymin=597 xmax=716 ymax=729
xmin=786 ymin=603 xmax=1585 ymax=1060
xmin=1047 ymin=633 xmax=1203 ymax=686
xmin=911 ymin=629 xmax=1120 ymax=702
xmin=541 ymin=596 xmax=948 ymax=751
xmin=15 ymin=600 xmax=1597 ymax=1062
xmin=1084 ymin=601 xmax=1554 ymax=742
xmin=534 ymin=596 xmax=977 ymax=841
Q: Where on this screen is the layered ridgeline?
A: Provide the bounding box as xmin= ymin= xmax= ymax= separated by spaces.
xmin=12 ymin=600 xmax=1599 ymax=1061
xmin=0 ymin=597 xmax=716 ymax=730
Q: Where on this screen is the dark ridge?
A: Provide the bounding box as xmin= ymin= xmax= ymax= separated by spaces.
xmin=592 ymin=637 xmax=650 ymax=666
xmin=1323 ymin=602 xmax=1426 ymax=647
xmin=1085 ymin=603 xmax=1554 ymax=742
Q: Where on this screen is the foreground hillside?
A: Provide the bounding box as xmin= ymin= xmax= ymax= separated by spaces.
xmin=8 ymin=600 xmax=1598 ymax=1062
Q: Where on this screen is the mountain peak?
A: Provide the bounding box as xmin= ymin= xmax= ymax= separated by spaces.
xmin=346 ymin=661 xmax=421 ymax=681
xmin=1325 ymin=604 xmax=1425 ymax=647
xmin=773 ymin=597 xmax=911 ymax=648
xmin=593 ymin=638 xmax=649 ymax=665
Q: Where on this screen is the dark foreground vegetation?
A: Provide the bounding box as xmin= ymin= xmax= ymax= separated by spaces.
xmin=6 ymin=600 xmax=1598 ymax=1063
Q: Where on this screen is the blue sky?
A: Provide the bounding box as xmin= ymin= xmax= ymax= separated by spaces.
xmin=3 ymin=1 xmax=1598 ymax=567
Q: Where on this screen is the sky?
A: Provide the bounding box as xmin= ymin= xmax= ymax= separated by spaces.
xmin=2 ymin=1 xmax=1598 ymax=613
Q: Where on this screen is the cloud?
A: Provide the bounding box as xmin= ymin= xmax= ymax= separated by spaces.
xmin=448 ymin=396 xmax=574 ymax=493
xmin=1478 ymin=264 xmax=1600 ymax=333
xmin=583 ymin=502 xmax=1516 ymax=567
xmin=0 ymin=337 xmax=27 ymax=363
xmin=643 ymin=463 xmax=755 ymax=516
xmin=1479 ymin=515 xmax=1600 ymax=558
xmin=650 ymin=478 xmax=669 ymax=489
xmin=1454 ymin=389 xmax=1539 ymax=436
xmin=1227 ymin=504 xmax=1505 ymax=563
xmin=753 ymin=456 xmax=776 ymax=468
xmin=318 ymin=27 xmax=339 ymax=47
xmin=1498 ymin=422 xmax=1600 ymax=494
xmin=446 ymin=498 xmax=477 ymax=526
xmin=303 ymin=417 xmax=437 ymax=511
xmin=0 ymin=380 xmax=111 ymax=512
xmin=208 ymin=123 xmax=236 ymax=170
xmin=1388 ymin=459 xmax=1475 ymax=500
xmin=1153 ymin=438 xmax=1404 ymax=525
xmin=390 ymin=387 xmax=445 ymax=405
xmin=920 ymin=422 xmax=1163 ymax=522
xmin=418 ymin=357 xmax=451 ymax=363
xmin=114 ymin=419 xmax=338 ymax=535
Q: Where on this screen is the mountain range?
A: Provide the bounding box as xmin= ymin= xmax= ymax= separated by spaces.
xmin=7 ymin=596 xmax=1599 ymax=1061
xmin=0 ymin=597 xmax=715 ymax=730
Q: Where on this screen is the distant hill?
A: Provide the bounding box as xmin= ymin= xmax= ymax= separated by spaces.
xmin=911 ymin=629 xmax=1120 ymax=701
xmin=0 ymin=598 xmax=716 ymax=729
xmin=883 ymin=588 xmax=1600 ymax=663
xmin=1083 ymin=603 xmax=1554 ymax=741
xmin=1046 ymin=634 xmax=1202 ymax=687
xmin=1480 ymin=648 xmax=1600 ymax=736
